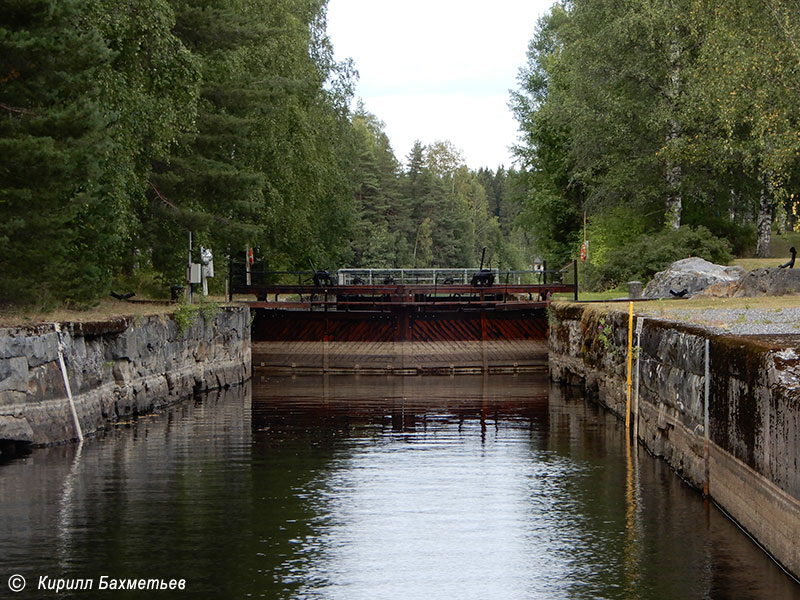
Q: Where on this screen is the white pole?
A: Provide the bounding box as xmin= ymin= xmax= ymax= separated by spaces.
xmin=187 ymin=231 xmax=193 ymax=303
xmin=54 ymin=323 xmax=84 ymax=442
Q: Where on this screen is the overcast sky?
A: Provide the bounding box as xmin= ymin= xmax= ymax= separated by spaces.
xmin=326 ymin=0 xmax=555 ymax=170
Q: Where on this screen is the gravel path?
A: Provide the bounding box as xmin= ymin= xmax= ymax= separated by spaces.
xmin=638 ymin=306 xmax=800 ymax=336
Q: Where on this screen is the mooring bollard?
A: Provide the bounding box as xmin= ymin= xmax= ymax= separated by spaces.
xmin=627 ymin=281 xmax=642 ymax=299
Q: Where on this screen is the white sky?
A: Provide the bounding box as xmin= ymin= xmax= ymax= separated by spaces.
xmin=326 ymin=0 xmax=556 ymax=170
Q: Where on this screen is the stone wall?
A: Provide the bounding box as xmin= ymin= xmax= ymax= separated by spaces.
xmin=0 ymin=306 xmax=250 ymax=447
xmin=548 ymin=302 xmax=800 ymax=578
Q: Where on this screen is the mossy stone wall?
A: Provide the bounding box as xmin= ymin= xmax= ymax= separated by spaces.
xmin=548 ymin=302 xmax=800 ymax=577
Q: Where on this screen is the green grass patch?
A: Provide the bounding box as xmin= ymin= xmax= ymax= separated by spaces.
xmin=731 ymin=257 xmax=795 ymax=270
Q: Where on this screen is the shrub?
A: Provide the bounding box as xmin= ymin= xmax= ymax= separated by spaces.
xmin=173 ymin=303 xmax=198 ymax=337
xmin=584 ymin=225 xmax=732 ymax=290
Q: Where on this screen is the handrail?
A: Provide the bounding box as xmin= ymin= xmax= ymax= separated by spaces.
xmin=229 ymin=263 xmax=564 ymax=285
xmin=227 ymin=260 xmax=579 ymax=301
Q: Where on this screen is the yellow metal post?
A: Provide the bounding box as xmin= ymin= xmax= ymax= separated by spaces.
xmin=626 ymin=302 xmax=633 ymax=431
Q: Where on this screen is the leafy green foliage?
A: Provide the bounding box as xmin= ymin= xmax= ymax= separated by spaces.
xmin=0 ymin=0 xmax=115 ymax=306
xmin=512 ymin=0 xmax=800 ymax=285
xmin=583 ymin=225 xmax=733 ymax=290
xmin=0 ymin=0 xmax=196 ymax=305
xmin=171 ymin=292 xmax=218 ymax=337
xmin=172 ymin=302 xmax=197 ymax=337
xmin=347 ymin=115 xmax=532 ymax=271
xmin=1 ymin=0 xmax=536 ymax=308
xmin=198 ymin=298 xmax=219 ymax=324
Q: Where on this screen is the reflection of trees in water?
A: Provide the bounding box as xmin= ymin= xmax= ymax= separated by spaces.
xmin=2 ymin=375 xmax=797 ymax=598
xmin=250 ymin=373 xmax=551 ymax=441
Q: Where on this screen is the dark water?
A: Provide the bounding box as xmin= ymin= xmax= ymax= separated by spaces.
xmin=1 ymin=372 xmax=798 ymax=599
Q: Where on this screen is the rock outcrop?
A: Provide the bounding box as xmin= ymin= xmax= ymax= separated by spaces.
xmin=643 ymin=257 xmax=745 ymax=298
xmin=729 ymin=268 xmax=800 ymax=297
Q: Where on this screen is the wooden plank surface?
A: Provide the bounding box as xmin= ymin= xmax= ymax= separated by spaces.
xmin=252 ymin=340 xmax=547 ymax=373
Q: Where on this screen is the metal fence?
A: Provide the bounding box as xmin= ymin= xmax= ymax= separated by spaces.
xmin=336 ymin=268 xmax=558 ymax=286
xmin=229 ymin=261 xmax=575 ymax=290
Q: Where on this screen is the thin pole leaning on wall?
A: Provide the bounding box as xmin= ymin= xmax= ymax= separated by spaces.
xmin=704 ymin=338 xmax=710 ymax=497
xmin=54 ymin=323 xmax=84 ymax=442
xmin=227 ymin=256 xmax=233 ymax=302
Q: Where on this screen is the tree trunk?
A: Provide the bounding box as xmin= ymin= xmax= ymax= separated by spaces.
xmin=664 ymin=32 xmax=682 ymax=231
xmin=755 ymin=173 xmax=773 ymax=257
xmin=775 ymin=202 xmax=787 ymax=235
xmin=665 ymin=158 xmax=682 ymax=230
xmin=729 ymin=188 xmax=740 ymax=224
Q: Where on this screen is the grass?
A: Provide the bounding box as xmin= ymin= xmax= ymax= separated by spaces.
xmin=0 ymin=300 xmax=171 ymax=327
xmin=0 ymin=296 xmax=230 ymax=328
xmin=766 ymin=230 xmax=800 ymax=257
xmin=563 ymin=234 xmax=800 ymax=302
xmin=554 ymin=289 xmax=627 ymax=302
xmin=731 ymin=258 xmax=791 ymax=270
xmin=580 ymin=295 xmax=800 ymax=311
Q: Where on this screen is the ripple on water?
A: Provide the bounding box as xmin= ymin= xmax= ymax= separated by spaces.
xmin=0 ymin=375 xmax=797 ymax=599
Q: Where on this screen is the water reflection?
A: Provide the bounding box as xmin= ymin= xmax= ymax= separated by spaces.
xmin=1 ymin=384 xmax=255 ymax=597
xmin=0 ymin=374 xmax=798 ymax=599
xmin=250 ymin=373 xmax=799 ymax=600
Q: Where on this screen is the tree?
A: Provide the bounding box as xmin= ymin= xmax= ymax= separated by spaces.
xmin=92 ymin=0 xmax=199 ymax=277
xmin=412 ymin=217 xmax=433 ymax=268
xmin=511 ymin=0 xmax=800 ymax=279
xmin=150 ymin=0 xmax=359 ymax=278
xmin=349 ymin=104 xmax=403 ymax=267
xmin=510 ymin=4 xmax=585 ymax=268
xmin=681 ymin=0 xmax=800 ymax=257
xmin=1 ymin=0 xmax=115 ymax=304
xmin=426 ymin=140 xmax=464 ymax=192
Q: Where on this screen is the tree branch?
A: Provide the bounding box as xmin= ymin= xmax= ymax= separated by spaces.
xmin=149 ymin=180 xmax=181 ymax=212
xmin=762 ymin=0 xmax=800 ymax=65
xmin=148 ymin=180 xmax=235 ymax=226
xmin=0 ymin=102 xmax=40 ymax=117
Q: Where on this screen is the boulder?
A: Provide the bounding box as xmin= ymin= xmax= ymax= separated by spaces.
xmin=643 ymin=257 xmax=745 ymax=298
xmin=730 ymin=267 xmax=800 ymax=297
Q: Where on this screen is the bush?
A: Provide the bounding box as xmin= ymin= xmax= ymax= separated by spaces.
xmin=112 ymin=268 xmax=171 ymax=300
xmin=694 ymin=216 xmax=755 ymax=257
xmin=582 ymin=225 xmax=732 ymax=290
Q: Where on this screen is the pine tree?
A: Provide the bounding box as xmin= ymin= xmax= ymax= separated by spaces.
xmin=0 ymin=0 xmax=113 ymax=305
xmin=350 ymin=105 xmax=403 ymax=267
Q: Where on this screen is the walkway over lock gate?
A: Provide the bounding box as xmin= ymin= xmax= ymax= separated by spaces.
xmin=229 ymin=262 xmax=579 ymax=373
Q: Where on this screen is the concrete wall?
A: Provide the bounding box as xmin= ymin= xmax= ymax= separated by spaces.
xmin=548 ymin=302 xmax=800 ymax=578
xmin=0 ymin=306 xmax=250 ymax=447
